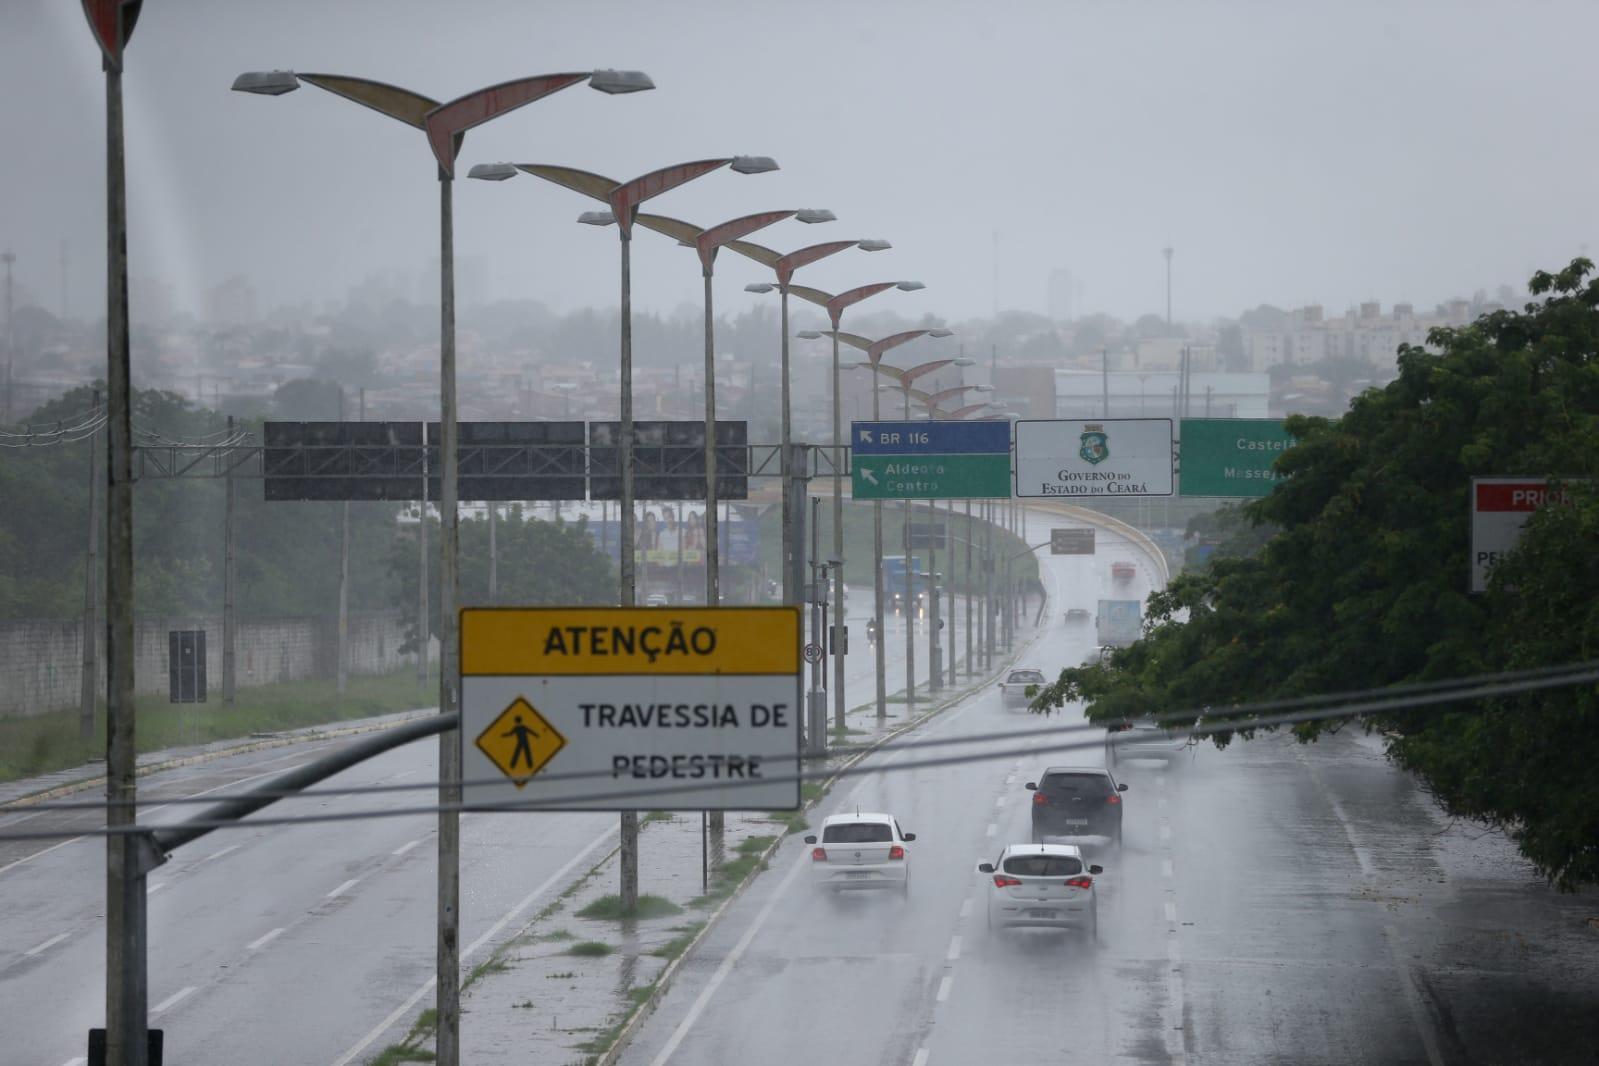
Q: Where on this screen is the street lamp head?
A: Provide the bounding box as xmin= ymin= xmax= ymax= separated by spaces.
xmin=232 ymin=70 xmax=300 ymax=96
xmin=588 ymin=69 xmax=656 ymax=94
xmin=857 ymin=239 xmax=892 ymax=252
xmin=896 ymin=281 xmax=925 ymax=291
xmin=577 ymin=210 xmax=618 ymax=226
xmin=952 ymin=358 xmax=976 ymax=367
xmin=929 ymin=328 xmax=955 ymax=338
xmin=796 ymin=330 xmax=824 ymax=339
xmin=744 ymin=283 xmax=776 ymax=294
xmin=795 ymin=209 xmax=836 ymax=224
xmin=729 ymin=155 xmax=780 ymax=174
xmin=467 ymin=162 xmax=519 ymax=182
xmin=973 ymin=384 xmax=993 ymax=392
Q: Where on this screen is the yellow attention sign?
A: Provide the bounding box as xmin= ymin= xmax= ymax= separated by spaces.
xmin=460 ymin=607 xmax=801 ymax=677
xmin=474 ymin=697 xmax=567 ymax=788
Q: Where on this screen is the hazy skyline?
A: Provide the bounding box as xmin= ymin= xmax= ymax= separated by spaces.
xmin=2 ymin=0 xmax=1593 ymax=328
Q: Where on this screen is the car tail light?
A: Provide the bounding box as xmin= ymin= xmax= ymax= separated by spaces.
xmin=811 ymin=847 xmax=827 ymax=861
xmin=992 ymin=874 xmax=1022 ymax=888
xmin=1105 ymin=794 xmax=1121 ymax=805
xmin=1032 ymin=792 xmax=1048 ymax=807
xmin=888 ymin=845 xmax=905 ymax=860
xmin=1065 ymin=876 xmax=1093 ymax=890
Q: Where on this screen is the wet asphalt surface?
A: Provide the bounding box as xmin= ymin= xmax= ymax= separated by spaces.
xmin=615 ymin=539 xmax=1599 ymax=1066
xmin=0 ymin=595 xmax=936 ymax=1066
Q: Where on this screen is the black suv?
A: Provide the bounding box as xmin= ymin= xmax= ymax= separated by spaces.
xmin=1027 ymin=767 xmax=1127 ymax=846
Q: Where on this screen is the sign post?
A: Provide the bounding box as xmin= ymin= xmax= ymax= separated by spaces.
xmin=1014 ymin=419 xmax=1173 ymax=498
xmin=1177 ymin=418 xmax=1296 ymax=497
xmin=460 ymin=607 xmax=802 ymax=810
xmin=850 ymin=421 xmax=1011 ymax=500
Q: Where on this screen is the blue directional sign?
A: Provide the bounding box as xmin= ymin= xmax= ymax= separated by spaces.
xmin=851 ymin=421 xmax=1011 ymax=499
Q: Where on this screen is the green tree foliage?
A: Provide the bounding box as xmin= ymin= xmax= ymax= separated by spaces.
xmin=386 ymin=507 xmax=615 ymax=655
xmin=1032 ymin=260 xmax=1599 ymax=888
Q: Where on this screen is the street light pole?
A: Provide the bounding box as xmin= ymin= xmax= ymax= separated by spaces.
xmin=235 ymin=66 xmax=639 ymax=1066
xmin=491 ymin=154 xmax=776 ymax=913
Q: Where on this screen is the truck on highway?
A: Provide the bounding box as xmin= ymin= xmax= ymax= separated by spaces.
xmin=883 ymin=554 xmax=930 ymax=615
xmin=1096 ymin=599 xmax=1142 ymax=648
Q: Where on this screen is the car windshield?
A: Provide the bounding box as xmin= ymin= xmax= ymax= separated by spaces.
xmin=1002 ymin=854 xmax=1084 ymax=877
xmin=821 ymin=822 xmax=894 ymax=844
xmin=1041 ymin=773 xmax=1113 ymax=796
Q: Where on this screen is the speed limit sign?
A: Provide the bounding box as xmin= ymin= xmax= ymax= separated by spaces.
xmin=802 ymin=642 xmax=823 ymax=664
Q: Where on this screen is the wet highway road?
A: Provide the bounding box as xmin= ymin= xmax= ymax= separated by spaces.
xmin=617 ymin=534 xmax=1599 ymax=1066
xmin=0 ymin=590 xmax=941 ymax=1065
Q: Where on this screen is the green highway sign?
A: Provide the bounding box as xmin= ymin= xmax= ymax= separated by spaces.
xmin=851 ymin=421 xmax=1012 ymax=500
xmin=1178 ymin=418 xmax=1297 ymax=497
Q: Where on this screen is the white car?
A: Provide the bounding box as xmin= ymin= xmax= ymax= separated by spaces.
xmin=978 ymin=843 xmax=1102 ymax=936
xmin=804 ymin=812 xmax=915 ymax=894
xmin=998 ymin=668 xmax=1047 ymax=710
xmin=1105 ymin=716 xmax=1195 ymax=766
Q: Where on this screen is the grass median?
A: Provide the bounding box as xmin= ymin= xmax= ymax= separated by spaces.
xmin=0 ymin=668 xmax=437 ymax=785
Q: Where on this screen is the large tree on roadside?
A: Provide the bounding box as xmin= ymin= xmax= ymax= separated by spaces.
xmin=1033 ymin=260 xmax=1599 ymax=889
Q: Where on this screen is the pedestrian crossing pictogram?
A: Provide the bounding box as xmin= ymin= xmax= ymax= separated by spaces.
xmin=474 ymin=697 xmax=566 ymax=789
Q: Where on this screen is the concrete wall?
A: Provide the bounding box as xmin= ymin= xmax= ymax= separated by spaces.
xmin=0 ymin=611 xmax=435 ymax=719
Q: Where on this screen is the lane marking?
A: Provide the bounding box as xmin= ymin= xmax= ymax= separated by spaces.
xmin=984 ymin=823 xmax=997 ymax=837
xmin=326 ymin=878 xmax=360 ymax=899
xmin=1161 ymin=859 xmax=1173 ymax=878
xmin=1159 ymin=822 xmax=1171 ymax=842
xmin=959 ymin=897 xmax=973 ymax=919
xmin=194 ymin=843 xmax=240 ymax=867
xmin=246 ymin=927 xmax=285 ymax=951
xmin=59 ymin=1058 xmax=87 ymax=1066
xmin=936 ymin=975 xmax=953 ymax=1002
xmin=994 ymin=796 xmax=1006 ymax=808
xmin=152 ymin=985 xmax=196 ymax=1015
xmin=147 ymin=881 xmax=168 ymax=895
xmin=0 ymin=836 xmax=84 ymax=879
xmin=1164 ymin=901 xmax=1178 ymax=923
xmin=392 ymin=838 xmax=423 ymax=857
xmin=1167 ymin=938 xmax=1182 ymax=963
xmin=23 ymin=931 xmax=69 ymax=957
xmin=1157 ymin=796 xmax=1169 ymax=810
xmin=946 ymin=935 xmax=962 ymax=961
xmin=649 ymin=850 xmax=811 ymax=1066
xmin=2 ymin=760 xmax=308 ymax=880
xmin=1156 ymin=774 xmax=1167 ymax=788
xmin=332 ymin=824 xmax=617 ymax=1066
xmin=912 ymin=1050 xmax=929 ymax=1066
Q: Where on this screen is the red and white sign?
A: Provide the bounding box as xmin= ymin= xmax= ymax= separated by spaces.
xmin=1470 ymin=477 xmax=1577 ymax=592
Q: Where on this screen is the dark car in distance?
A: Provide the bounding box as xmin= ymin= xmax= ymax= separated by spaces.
xmin=1027 ymin=766 xmax=1127 ymax=847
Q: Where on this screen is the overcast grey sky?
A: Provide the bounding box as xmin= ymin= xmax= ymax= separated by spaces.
xmin=3 ymin=0 xmax=1595 ymax=326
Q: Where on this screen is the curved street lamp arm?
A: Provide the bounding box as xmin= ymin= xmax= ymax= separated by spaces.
xmin=517 ymin=163 xmax=620 ymax=202
xmin=424 ymin=72 xmax=589 ymax=175
xmin=725 ymin=239 xmax=782 ymax=268
xmin=826 ymin=282 xmax=900 ymax=328
xmin=775 ymin=241 xmax=859 ymax=287
xmin=788 ymin=284 xmax=833 ymax=309
xmin=610 ymin=159 xmax=732 ymax=233
xmin=297 ymin=73 xmax=441 ymax=129
xmin=868 ymin=329 xmax=942 ymax=362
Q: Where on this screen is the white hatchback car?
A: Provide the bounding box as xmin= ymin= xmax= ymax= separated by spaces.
xmin=978 ymin=843 xmax=1102 ymax=936
xmin=804 ymin=813 xmax=915 ymax=894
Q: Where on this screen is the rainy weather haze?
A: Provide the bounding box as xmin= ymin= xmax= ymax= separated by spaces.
xmin=2 ymin=2 xmax=1598 ymax=1066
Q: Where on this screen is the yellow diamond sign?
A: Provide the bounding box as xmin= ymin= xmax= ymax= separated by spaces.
xmin=474 ymin=697 xmax=566 ymax=789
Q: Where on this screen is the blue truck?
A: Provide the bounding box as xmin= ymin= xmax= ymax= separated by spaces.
xmin=882 ymin=554 xmax=931 ymax=616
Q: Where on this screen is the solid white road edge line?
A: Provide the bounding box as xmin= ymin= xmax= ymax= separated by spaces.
xmin=648 ymin=851 xmax=811 ymax=1066
xmin=325 ymin=878 xmax=360 ymax=899
xmin=329 ymin=822 xmax=618 ymax=1066
xmin=392 ymin=838 xmax=423 ymax=857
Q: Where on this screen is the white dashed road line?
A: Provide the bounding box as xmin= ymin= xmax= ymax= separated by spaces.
xmin=984 ymin=823 xmax=996 ymax=837
xmin=912 ymin=1048 xmax=930 ymax=1066
xmin=945 ymin=935 xmax=962 ymax=962
xmin=326 ymin=878 xmax=360 ymax=899
xmin=959 ymin=897 xmax=973 ymax=919
xmin=1161 ymin=859 xmax=1173 ymax=878
xmin=1164 ymin=901 xmax=1178 ymax=923
xmin=151 ymin=986 xmax=196 ymax=1016
xmin=392 ymin=838 xmax=423 ymax=857
xmin=246 ymin=927 xmax=285 ymax=951
xmin=193 ymin=843 xmax=240 ymax=867
xmin=23 ymin=932 xmax=69 ymax=957
xmin=936 ymin=975 xmax=953 ymax=1002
